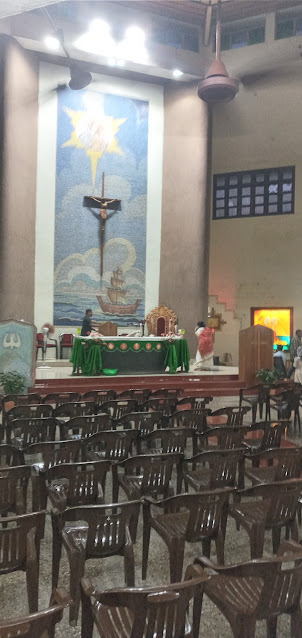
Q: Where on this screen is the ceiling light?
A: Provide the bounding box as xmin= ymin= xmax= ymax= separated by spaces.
xmin=173 ymin=69 xmax=183 ymax=79
xmin=108 ymin=57 xmax=116 ymax=66
xmin=125 ymin=26 xmax=145 ymax=43
xmin=90 ymin=19 xmax=111 ymax=34
xmin=44 ymin=35 xmax=60 ymax=50
xmin=117 ymin=59 xmax=125 ymax=67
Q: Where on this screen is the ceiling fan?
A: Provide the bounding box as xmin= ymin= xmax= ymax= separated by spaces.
xmin=42 ymin=7 xmax=92 ymax=90
xmin=197 ymin=0 xmax=239 ymax=103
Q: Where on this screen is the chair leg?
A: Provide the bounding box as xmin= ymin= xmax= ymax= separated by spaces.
xmin=267 ymin=616 xmax=277 ymax=638
xmin=26 ymin=559 xmax=39 ymax=613
xmin=249 ymin=523 xmax=265 ymax=559
xmin=68 ymin=552 xmax=85 ymax=626
xmin=129 ymin=508 xmax=139 ymax=543
xmin=51 ymin=517 xmax=62 ymax=589
xmin=272 ymin=527 xmax=281 ymax=554
xmin=291 ymin=607 xmax=302 ymax=638
xmin=168 ymin=537 xmax=185 ymax=583
xmin=232 ymin=616 xmax=256 ymax=638
xmin=124 ymin=542 xmax=135 ymax=586
xmin=81 ymin=583 xmax=94 ymax=638
xmin=142 ymin=503 xmax=151 ymax=580
xmin=215 ymin=529 xmax=225 ymax=565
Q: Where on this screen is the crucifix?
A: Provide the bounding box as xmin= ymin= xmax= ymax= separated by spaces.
xmin=83 ymin=172 xmax=121 ymax=276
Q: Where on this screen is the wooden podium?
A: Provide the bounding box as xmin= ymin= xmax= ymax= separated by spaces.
xmin=239 ymin=324 xmax=274 ymax=385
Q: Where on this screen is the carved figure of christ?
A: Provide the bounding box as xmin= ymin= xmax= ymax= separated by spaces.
xmin=84 ymin=172 xmax=121 ymax=277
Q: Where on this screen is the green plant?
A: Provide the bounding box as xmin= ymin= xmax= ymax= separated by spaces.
xmin=256 ymin=368 xmax=282 ymax=384
xmin=0 ymin=371 xmax=27 ymax=395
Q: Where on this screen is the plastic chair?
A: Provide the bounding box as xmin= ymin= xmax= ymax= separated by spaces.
xmin=244 ymin=420 xmax=288 ymax=455
xmin=36 ymin=332 xmax=45 ymax=360
xmin=177 ymin=395 xmax=213 ymax=409
xmin=60 ymin=414 xmax=112 ymax=440
xmin=239 ymin=384 xmax=270 ymax=422
xmin=0 ymin=511 xmax=45 ymax=612
xmin=54 ymin=401 xmax=95 ymax=423
xmin=80 ymin=572 xmax=207 ymax=638
xmin=83 ymin=389 xmax=116 ymax=405
xmin=141 ymin=397 xmax=177 ymax=416
xmin=0 ymin=443 xmax=25 ymax=467
xmin=99 ymin=399 xmax=138 ymax=420
xmin=59 ymin=333 xmax=75 ymax=359
xmin=228 ymin=478 xmax=302 ymax=559
xmin=138 ymin=427 xmax=195 ymax=456
xmin=51 ymin=501 xmax=141 ymax=624
xmin=45 ymin=459 xmax=111 ymax=512
xmin=0 ymin=587 xmax=71 ymax=638
xmin=207 ymin=406 xmax=251 ymax=426
xmin=4 ymin=403 xmax=53 ymax=428
xmin=9 ymin=417 xmax=57 ymax=449
xmin=118 ymin=411 xmax=165 ymax=435
xmin=142 ymin=488 xmax=233 ymax=582
xmin=192 ymin=540 xmax=302 ymax=638
xmin=118 ymin=388 xmax=151 ymax=404
xmin=85 ymin=429 xmax=138 ymax=463
xmin=244 ymin=447 xmax=301 ymax=486
xmin=167 ymin=408 xmax=212 ymax=433
xmin=0 ymin=464 xmax=31 ymax=515
xmin=42 ymin=391 xmax=81 ymax=407
xmin=182 ymin=449 xmax=244 ymax=493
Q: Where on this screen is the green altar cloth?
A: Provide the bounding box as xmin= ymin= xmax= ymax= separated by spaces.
xmin=70 ymin=337 xmax=190 ymax=375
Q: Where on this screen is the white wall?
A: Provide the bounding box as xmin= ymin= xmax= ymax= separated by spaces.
xmin=34 ymin=62 xmax=164 ymax=344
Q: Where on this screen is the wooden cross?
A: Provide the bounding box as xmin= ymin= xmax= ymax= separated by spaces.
xmin=83 ymin=172 xmax=121 ymax=276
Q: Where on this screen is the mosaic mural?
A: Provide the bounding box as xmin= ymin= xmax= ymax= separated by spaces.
xmin=54 ymin=89 xmax=149 ymax=326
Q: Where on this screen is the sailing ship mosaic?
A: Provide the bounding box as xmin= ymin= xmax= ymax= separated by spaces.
xmin=53 ymin=88 xmax=148 ymax=326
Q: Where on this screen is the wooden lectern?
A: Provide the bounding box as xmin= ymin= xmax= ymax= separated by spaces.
xmin=239 ymin=324 xmax=274 ymax=385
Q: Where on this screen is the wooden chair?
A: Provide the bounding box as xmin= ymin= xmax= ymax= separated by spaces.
xmin=51 ymin=501 xmax=141 ymax=624
xmin=244 ymin=447 xmax=301 ymax=486
xmin=228 ymin=478 xmax=302 ymax=559
xmin=42 ymin=391 xmax=81 ymax=407
xmin=99 ymin=399 xmax=138 ymax=420
xmin=141 ymin=397 xmax=178 ymax=416
xmin=142 ymin=489 xmax=233 ymax=582
xmin=146 ymin=305 xmax=177 ymax=336
xmin=167 ymin=408 xmax=212 ymax=433
xmin=83 ymin=389 xmax=116 ymax=404
xmin=244 ymin=420 xmax=288 ymax=455
xmin=0 ymin=587 xmax=71 ymax=638
xmin=60 ymin=414 xmax=112 ymax=440
xmin=192 ymin=540 xmax=302 ymax=638
xmin=80 ymin=572 xmax=207 ymax=638
xmin=0 ymin=464 xmax=31 ymax=515
xmin=9 ymin=417 xmax=57 ymax=449
xmin=54 ymin=401 xmax=95 ymax=422
xmin=114 ymin=453 xmax=182 ymax=538
xmin=59 ymin=333 xmax=75 ymax=359
xmin=207 ymin=406 xmax=251 ymax=427
xmin=45 ymin=459 xmax=111 ymax=512
xmin=0 ymin=511 xmax=45 ymax=612
xmin=118 ymin=411 xmax=165 ymax=435
xmin=182 ymin=449 xmax=244 ymax=494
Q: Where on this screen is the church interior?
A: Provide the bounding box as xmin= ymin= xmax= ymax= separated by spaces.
xmin=1 ymin=0 xmax=302 ymax=636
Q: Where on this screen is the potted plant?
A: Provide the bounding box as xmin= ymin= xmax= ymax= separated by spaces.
xmin=256 ymin=368 xmax=282 ymax=385
xmin=0 ymin=371 xmax=27 ymax=411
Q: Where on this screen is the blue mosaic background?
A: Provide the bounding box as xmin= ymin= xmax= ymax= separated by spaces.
xmin=54 ymin=89 xmax=149 ymax=326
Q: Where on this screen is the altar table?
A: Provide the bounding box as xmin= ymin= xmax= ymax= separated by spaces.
xmin=70 ymin=336 xmax=190 ymax=375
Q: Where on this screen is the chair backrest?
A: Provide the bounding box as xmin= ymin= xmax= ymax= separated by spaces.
xmin=118 ymin=389 xmax=151 ymax=404
xmin=54 ymin=401 xmax=95 ymax=419
xmin=83 ymin=389 xmax=116 ymax=404
xmin=197 ymin=426 xmax=250 ymax=450
xmin=152 ymin=389 xmax=181 ymax=399
xmin=0 ymin=444 xmax=24 ymax=467
xmin=249 ymin=421 xmax=287 ymax=452
xmin=59 ymin=501 xmax=141 ymax=556
xmin=85 ymin=430 xmax=138 ymax=461
xmin=0 ymin=588 xmax=70 ymax=638
xmin=60 ymin=333 xmax=74 ymax=346
xmin=100 ymin=400 xmax=138 ymax=420
xmin=42 ymin=392 xmax=81 ymax=407
xmin=10 ymin=418 xmax=57 ymax=448
xmin=208 ymin=406 xmax=251 ymax=426
xmin=188 ymin=449 xmax=244 ymax=489
xmin=83 ymin=575 xmax=205 ymax=638
xmin=141 ymin=398 xmax=177 ymax=416
xmin=1 ymin=394 xmax=42 ymax=412
xmin=177 ymin=396 xmax=213 ymax=409
xmin=36 ymin=332 xmax=44 ymax=345
xmin=118 ymin=412 xmax=164 ymax=435
xmin=5 ymin=404 xmax=53 ymax=427
xmin=244 ymin=479 xmax=302 ymax=527
xmin=60 ymin=414 xmax=112 ymax=439
xmin=23 ymin=440 xmax=83 ymax=469
xmin=169 ymin=409 xmax=212 ymax=432
xmin=121 ymin=453 xmax=181 ymax=498
xmin=47 ymin=460 xmax=111 ymax=508
xmin=0 ymin=511 xmax=45 ymax=573
xmin=0 ymin=465 xmax=31 ymax=515
xmin=146 ymin=305 xmax=177 ymax=336
xmin=140 ymin=428 xmax=194 ymax=455
xmin=249 ymin=448 xmax=301 ymax=482
xmin=97 ymin=321 xmax=118 ymax=336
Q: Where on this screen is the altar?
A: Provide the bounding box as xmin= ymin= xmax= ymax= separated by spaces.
xmin=70 ymin=336 xmax=190 ymax=375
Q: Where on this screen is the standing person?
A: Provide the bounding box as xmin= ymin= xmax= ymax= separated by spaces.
xmin=288 ymin=329 xmax=302 ymax=379
xmin=294 ymin=346 xmax=302 ymax=384
xmin=274 ymin=345 xmax=286 ymax=367
xmin=81 ymin=308 xmax=92 ymax=336
xmin=195 ymin=321 xmax=214 ymax=369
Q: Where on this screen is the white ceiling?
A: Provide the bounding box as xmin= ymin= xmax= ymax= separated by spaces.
xmin=0 ymin=0 xmax=61 ymax=18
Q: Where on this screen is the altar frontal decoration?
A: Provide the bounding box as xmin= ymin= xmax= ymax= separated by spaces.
xmin=0 ymin=320 xmax=36 ymax=389
xmin=251 ymin=308 xmax=293 ymax=351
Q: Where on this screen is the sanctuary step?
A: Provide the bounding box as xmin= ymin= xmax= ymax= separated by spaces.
xmin=31 ymin=373 xmax=244 ymax=397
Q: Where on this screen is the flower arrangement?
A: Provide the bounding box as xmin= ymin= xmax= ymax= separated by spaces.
xmin=256 ymin=368 xmax=282 ymax=384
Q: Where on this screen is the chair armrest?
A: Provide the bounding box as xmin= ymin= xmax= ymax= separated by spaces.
xmin=47 ymin=484 xmax=67 ymax=512
xmin=143 ymin=496 xmax=162 ymax=507
xmin=48 ymin=338 xmax=58 ymax=345
xmin=26 ymin=527 xmax=38 ymax=564
xmin=15 ymin=485 xmax=25 ymax=514
xmin=277 ymin=540 xmax=302 ymax=558
xmin=81 ymin=577 xmax=95 ymax=598
xmin=62 ymin=526 xmax=88 ymax=554
xmin=50 ymin=587 xmax=73 ymax=608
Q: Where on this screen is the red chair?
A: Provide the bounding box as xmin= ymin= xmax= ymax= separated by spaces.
xmin=45 ymin=336 xmax=58 ymax=360
xmin=59 ymin=333 xmax=75 ymax=359
xmin=36 ymin=332 xmax=45 ymax=360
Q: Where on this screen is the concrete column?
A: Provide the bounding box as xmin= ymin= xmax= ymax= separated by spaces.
xmin=0 ymin=35 xmax=38 ymax=323
xmin=159 ymin=82 xmax=211 ymax=355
